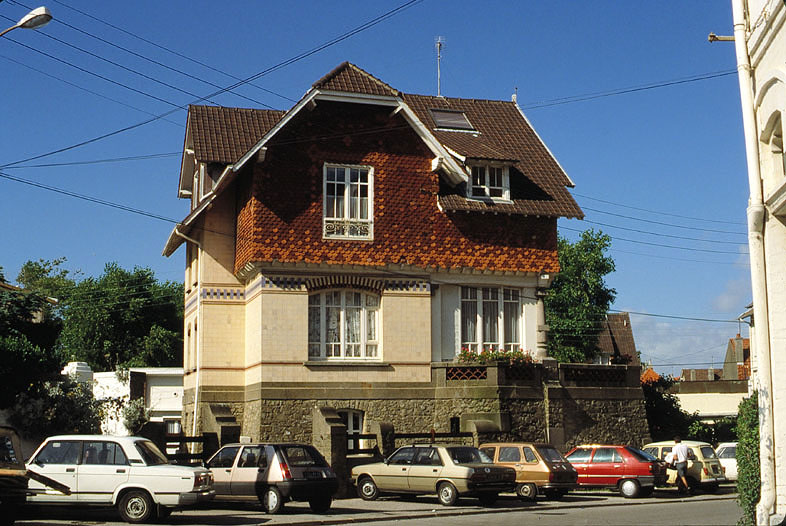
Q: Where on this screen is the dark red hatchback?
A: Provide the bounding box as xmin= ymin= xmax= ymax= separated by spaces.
xmin=565 ymin=445 xmax=667 ymax=498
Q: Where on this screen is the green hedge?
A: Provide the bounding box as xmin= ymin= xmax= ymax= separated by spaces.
xmin=736 ymin=392 xmax=759 ymax=526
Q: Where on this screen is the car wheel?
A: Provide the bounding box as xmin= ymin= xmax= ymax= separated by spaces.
xmin=263 ymin=486 xmax=283 ymax=514
xmin=516 ymin=483 xmax=537 ymax=501
xmin=620 ymin=479 xmax=641 ymax=498
xmin=437 ymin=482 xmax=458 ymax=506
xmin=308 ymin=496 xmax=332 ymax=513
xmin=358 ymin=477 xmax=379 ymax=501
xmin=118 ymin=490 xmax=154 ymax=523
xmin=478 ymin=492 xmax=497 ymax=506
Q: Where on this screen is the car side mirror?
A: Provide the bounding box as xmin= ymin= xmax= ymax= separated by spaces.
xmin=383 ymin=458 xmax=390 ymax=465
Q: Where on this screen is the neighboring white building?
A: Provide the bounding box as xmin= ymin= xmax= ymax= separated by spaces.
xmin=730 ymin=1 xmax=786 ymax=524
xmin=64 ymin=362 xmax=184 ymax=436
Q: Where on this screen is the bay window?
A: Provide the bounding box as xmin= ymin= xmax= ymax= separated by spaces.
xmin=461 ymin=286 xmax=521 ymax=352
xmin=308 ymin=290 xmax=380 ymax=360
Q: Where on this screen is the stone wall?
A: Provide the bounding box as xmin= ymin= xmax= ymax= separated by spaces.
xmin=192 ymin=363 xmax=651 ymax=454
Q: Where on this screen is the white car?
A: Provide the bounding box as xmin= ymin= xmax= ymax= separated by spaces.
xmin=26 ymin=435 xmax=214 ymax=523
xmin=716 ymin=442 xmax=738 ymax=482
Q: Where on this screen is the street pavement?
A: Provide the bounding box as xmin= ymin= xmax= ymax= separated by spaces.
xmin=17 ymin=485 xmax=740 ymax=526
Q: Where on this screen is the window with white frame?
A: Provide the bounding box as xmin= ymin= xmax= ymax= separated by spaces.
xmin=323 ymin=164 xmax=373 ymax=239
xmin=461 ymin=286 xmax=521 ymax=352
xmin=470 ymin=165 xmax=509 ymax=200
xmin=308 ymin=290 xmax=380 ymax=360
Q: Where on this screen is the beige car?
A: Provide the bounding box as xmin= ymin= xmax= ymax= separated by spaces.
xmin=642 ymin=440 xmax=726 ymax=491
xmin=480 ymin=442 xmax=578 ymax=500
xmin=350 ymin=444 xmax=516 ymax=506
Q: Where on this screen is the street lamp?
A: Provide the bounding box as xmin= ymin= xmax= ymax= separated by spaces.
xmin=0 ymin=6 xmax=52 ymax=38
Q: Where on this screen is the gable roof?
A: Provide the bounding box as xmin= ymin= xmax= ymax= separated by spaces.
xmin=596 ymin=312 xmax=640 ymax=366
xmin=312 ymin=61 xmax=399 ymax=97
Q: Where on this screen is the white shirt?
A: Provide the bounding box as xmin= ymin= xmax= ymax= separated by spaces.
xmin=673 ymin=442 xmax=689 ymax=463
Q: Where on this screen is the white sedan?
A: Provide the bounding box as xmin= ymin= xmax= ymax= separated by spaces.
xmin=716 ymin=442 xmax=738 ymax=482
xmin=27 ymin=435 xmax=214 ymax=523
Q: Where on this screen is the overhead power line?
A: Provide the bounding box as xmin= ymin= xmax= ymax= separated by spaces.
xmin=46 ymin=0 xmax=297 ymax=104
xmin=580 ymin=218 xmax=744 ymax=246
xmin=560 ymin=225 xmax=748 ymax=255
xmin=2 ymin=152 xmax=180 ymax=169
xmin=520 ymin=70 xmax=737 ymax=110
xmin=572 ymin=192 xmax=745 ymax=226
xmin=0 ymin=0 xmax=423 ymax=169
xmin=614 ymin=309 xmax=738 ymax=324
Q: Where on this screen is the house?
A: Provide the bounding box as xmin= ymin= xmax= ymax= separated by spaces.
xmin=731 ymin=0 xmax=786 ymax=521
xmin=163 ymin=63 xmax=649 ymax=450
xmin=680 ymin=368 xmax=723 ymax=382
xmin=63 ymin=362 xmax=184 ymax=436
xmin=721 ymin=333 xmax=750 ymax=381
xmin=594 ymin=312 xmax=640 ymax=366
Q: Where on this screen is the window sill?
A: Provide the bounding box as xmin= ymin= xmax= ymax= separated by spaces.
xmin=467 ymin=196 xmax=513 ymax=204
xmin=304 ymin=361 xmax=391 ymax=368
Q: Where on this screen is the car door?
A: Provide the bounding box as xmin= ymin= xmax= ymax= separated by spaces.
xmin=493 ymin=446 xmax=525 ymax=482
xmin=207 ymin=446 xmax=240 ymax=495
xmin=566 ymin=448 xmax=593 ymax=485
xmin=230 ymin=445 xmax=268 ymax=497
xmin=376 ymin=447 xmax=415 ymax=492
xmin=27 ymin=439 xmax=81 ymax=502
xmin=590 ymin=447 xmax=624 ymax=486
xmin=76 ymin=440 xmax=130 ymax=503
xmin=408 ymin=447 xmax=443 ymax=492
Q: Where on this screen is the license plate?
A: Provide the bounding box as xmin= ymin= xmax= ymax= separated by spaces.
xmin=304 ymin=471 xmax=323 ymax=479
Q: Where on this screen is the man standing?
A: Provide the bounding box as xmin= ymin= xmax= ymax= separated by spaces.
xmin=673 ymin=436 xmax=690 ymax=495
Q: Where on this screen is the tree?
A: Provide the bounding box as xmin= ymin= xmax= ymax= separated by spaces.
xmin=641 ymin=374 xmax=694 ymax=441
xmin=545 ymin=229 xmax=616 ymax=362
xmin=58 ymin=262 xmax=183 ymax=370
xmin=16 ymin=257 xmax=79 ymax=321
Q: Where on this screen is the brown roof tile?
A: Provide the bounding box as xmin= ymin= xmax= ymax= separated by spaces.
xmin=402 ymin=94 xmax=583 ymax=219
xmin=596 ymin=312 xmax=640 ymax=366
xmin=312 ymin=61 xmax=399 ymax=97
xmin=189 ymin=105 xmax=285 ymax=164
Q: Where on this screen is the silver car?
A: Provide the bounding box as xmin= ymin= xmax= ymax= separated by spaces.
xmin=351 ymin=444 xmax=516 ymax=506
xmin=206 ymin=443 xmax=337 ymax=514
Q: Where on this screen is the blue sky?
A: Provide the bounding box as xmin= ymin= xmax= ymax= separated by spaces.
xmin=0 ymin=1 xmax=750 ymax=375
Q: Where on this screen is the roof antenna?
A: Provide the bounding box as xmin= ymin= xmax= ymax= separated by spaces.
xmin=435 ymin=36 xmax=445 ymax=97
xmin=512 ymin=86 xmax=518 ymax=105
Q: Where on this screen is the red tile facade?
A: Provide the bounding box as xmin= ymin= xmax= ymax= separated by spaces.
xmin=234 ymin=101 xmax=558 ymax=275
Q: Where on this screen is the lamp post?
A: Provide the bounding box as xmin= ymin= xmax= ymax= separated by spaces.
xmin=0 ymin=6 xmax=52 ymax=38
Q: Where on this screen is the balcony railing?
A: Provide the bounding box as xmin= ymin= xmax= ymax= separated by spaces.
xmin=323 ymin=218 xmax=373 ymax=239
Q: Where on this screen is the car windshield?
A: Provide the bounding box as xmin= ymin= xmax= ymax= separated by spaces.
xmin=626 ymin=446 xmax=658 ymax=462
xmin=537 ymin=446 xmax=566 ymax=463
xmin=717 ymin=447 xmax=736 ymax=459
xmin=700 ymin=446 xmax=718 ymax=459
xmin=135 ymin=440 xmax=169 ymax=466
xmin=280 ymin=445 xmax=327 ymax=467
xmin=446 ymin=447 xmax=492 ymax=464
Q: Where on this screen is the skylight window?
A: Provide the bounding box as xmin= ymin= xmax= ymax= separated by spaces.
xmin=431 ymin=109 xmax=474 ymax=131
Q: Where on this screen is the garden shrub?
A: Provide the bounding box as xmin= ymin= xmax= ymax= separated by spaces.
xmin=736 ymin=392 xmax=759 ymax=526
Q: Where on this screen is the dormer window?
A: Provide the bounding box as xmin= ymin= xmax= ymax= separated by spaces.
xmin=470 ymin=165 xmax=510 ymax=200
xmin=431 ymin=109 xmax=475 ymax=132
xmin=323 ymin=163 xmax=374 ymax=240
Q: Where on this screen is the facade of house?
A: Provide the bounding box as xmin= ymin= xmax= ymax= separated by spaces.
xmin=731 ymin=0 xmax=786 ymax=522
xmin=163 ymin=63 xmax=649 ymax=450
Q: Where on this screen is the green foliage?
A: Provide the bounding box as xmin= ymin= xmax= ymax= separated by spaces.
xmin=10 ymin=377 xmax=102 ymax=441
xmin=0 ymin=335 xmax=61 ymax=409
xmin=122 ymin=398 xmax=150 ymax=435
xmin=58 ymin=262 xmax=183 ymax=370
xmin=640 ymin=375 xmax=693 ymax=441
xmin=545 ymin=230 xmax=616 ymax=363
xmin=736 ymin=393 xmax=759 ymax=526
xmin=687 ymin=417 xmax=738 ymax=445
xmin=457 ymin=347 xmax=534 ymax=366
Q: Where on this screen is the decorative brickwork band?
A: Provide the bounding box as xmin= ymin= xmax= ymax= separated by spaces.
xmin=201 ymin=288 xmax=245 ymax=301
xmin=446 ymin=366 xmax=488 ymax=381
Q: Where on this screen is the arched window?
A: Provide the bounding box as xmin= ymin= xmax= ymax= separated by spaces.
xmin=308 ymin=290 xmax=380 ymax=360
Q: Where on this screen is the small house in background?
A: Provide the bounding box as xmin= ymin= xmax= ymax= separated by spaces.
xmin=722 ymin=333 xmax=750 ymax=381
xmin=595 ymin=312 xmax=640 ymax=366
xmin=63 ymin=362 xmax=184 ymax=436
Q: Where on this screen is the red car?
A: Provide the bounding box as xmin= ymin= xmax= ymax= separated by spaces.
xmin=565 ymin=445 xmax=667 ymax=498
